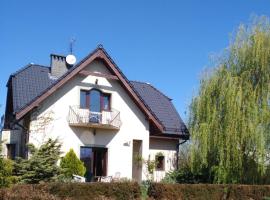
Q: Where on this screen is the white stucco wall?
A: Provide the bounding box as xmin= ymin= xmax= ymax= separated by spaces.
xmin=149 ymin=138 xmax=178 ymax=182
xmin=28 ymin=60 xmax=150 ymax=180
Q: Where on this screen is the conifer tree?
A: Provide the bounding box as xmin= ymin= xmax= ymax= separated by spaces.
xmin=60 ymin=149 xmax=86 ymax=178
xmin=14 ymin=139 xmax=61 ymax=183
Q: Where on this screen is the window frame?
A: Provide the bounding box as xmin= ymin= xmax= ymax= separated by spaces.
xmin=101 ymin=93 xmax=111 ymax=111
xmin=80 ymin=89 xmax=111 ymax=111
xmin=155 ymin=155 xmax=165 ymax=171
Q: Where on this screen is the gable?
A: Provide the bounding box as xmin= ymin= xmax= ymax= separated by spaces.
xmin=14 ymin=47 xmax=164 ymax=132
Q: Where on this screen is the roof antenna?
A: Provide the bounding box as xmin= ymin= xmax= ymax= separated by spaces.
xmin=69 ymin=38 xmax=76 ymax=55
xmin=66 ymin=38 xmax=77 ymax=65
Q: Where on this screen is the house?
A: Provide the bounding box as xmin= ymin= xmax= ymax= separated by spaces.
xmin=1 ymin=46 xmax=189 ymax=182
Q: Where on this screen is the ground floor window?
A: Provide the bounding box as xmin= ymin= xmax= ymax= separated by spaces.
xmin=80 ymin=146 xmax=107 ymax=182
xmin=155 ymin=154 xmax=165 ymax=171
xmin=6 ymin=144 xmax=16 ymax=160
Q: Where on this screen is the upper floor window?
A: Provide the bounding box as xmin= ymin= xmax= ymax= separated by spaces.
xmin=103 ymin=94 xmax=110 ymax=111
xmin=80 ymin=89 xmax=111 ymax=111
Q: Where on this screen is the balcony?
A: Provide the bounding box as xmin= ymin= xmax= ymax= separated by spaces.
xmin=68 ymin=106 xmax=122 ymax=130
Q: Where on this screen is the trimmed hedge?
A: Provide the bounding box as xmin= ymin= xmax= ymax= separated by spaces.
xmin=148 ymin=183 xmax=270 ymax=200
xmin=1 ymin=182 xmax=270 ymax=200
xmin=0 ymin=182 xmax=141 ymax=200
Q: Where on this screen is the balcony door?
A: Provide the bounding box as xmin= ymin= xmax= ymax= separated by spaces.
xmin=89 ymin=90 xmax=101 ymax=113
xmin=89 ymin=90 xmax=101 ymax=123
xmin=80 ymin=146 xmax=107 ymax=182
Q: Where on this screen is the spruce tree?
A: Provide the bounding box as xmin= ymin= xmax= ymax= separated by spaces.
xmin=14 ymin=139 xmax=61 ymax=183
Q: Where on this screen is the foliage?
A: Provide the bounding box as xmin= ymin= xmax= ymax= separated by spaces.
xmin=140 ymin=180 xmax=151 ymax=200
xmin=189 ymin=16 xmax=270 ymax=184
xmin=13 ymin=139 xmax=61 ymax=184
xmin=133 ymin=153 xmax=144 ymax=168
xmin=0 ymin=157 xmax=16 ymax=188
xmin=0 ymin=141 xmax=17 ymax=188
xmin=0 ymin=182 xmax=141 ymax=200
xmin=148 ymin=183 xmax=270 ymax=200
xmin=60 ymin=149 xmax=86 ymax=178
xmin=146 ymin=158 xmax=156 ymax=175
xmin=155 ymin=152 xmax=164 ymax=157
xmin=133 ymin=154 xmax=156 ymax=180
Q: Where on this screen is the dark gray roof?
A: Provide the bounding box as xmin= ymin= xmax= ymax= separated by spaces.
xmin=10 ymin=64 xmax=55 ymax=112
xmin=130 ymin=81 xmax=189 ymax=136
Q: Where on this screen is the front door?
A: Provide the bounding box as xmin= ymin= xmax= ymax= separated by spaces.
xmin=132 ymin=140 xmax=142 ymax=182
xmin=80 ymin=147 xmax=107 ymax=181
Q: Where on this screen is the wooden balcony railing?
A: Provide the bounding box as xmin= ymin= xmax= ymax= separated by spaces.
xmin=68 ymin=106 xmax=122 ymax=130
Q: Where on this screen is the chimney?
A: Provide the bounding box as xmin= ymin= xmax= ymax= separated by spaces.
xmin=50 ymin=54 xmax=71 ymax=78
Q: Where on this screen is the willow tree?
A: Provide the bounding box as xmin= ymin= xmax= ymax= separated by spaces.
xmin=189 ymin=16 xmax=270 ymax=184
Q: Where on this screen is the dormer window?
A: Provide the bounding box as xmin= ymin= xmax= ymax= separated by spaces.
xmin=80 ymin=89 xmax=111 ymax=112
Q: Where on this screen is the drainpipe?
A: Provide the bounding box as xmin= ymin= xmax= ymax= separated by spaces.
xmin=176 ymin=140 xmax=188 ymax=170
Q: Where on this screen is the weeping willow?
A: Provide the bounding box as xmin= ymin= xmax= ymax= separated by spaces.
xmin=189 ymin=16 xmax=270 ymax=184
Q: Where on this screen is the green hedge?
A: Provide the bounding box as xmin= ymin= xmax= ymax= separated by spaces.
xmin=0 ymin=182 xmax=141 ymax=200
xmin=148 ymin=183 xmax=270 ymax=200
xmin=1 ymin=182 xmax=270 ymax=200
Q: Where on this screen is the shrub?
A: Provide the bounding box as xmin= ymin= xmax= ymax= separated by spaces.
xmin=0 ymin=158 xmax=16 ymax=188
xmin=140 ymin=180 xmax=151 ymax=200
xmin=148 ymin=183 xmax=270 ymax=200
xmin=13 ymin=139 xmax=61 ymax=184
xmin=60 ymin=149 xmax=86 ymax=178
xmin=0 ymin=182 xmax=141 ymax=200
xmin=0 ymin=184 xmax=58 ymax=200
xmin=0 ymin=140 xmax=17 ymax=188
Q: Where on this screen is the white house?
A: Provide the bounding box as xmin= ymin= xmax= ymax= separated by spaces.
xmin=1 ymin=46 xmax=189 ymax=182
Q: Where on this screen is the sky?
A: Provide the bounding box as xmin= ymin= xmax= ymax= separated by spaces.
xmin=0 ymin=0 xmax=270 ymax=123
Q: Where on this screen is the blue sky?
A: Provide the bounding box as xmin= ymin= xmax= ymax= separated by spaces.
xmin=0 ymin=0 xmax=269 ymax=122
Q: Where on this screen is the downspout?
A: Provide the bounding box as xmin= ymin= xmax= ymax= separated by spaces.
xmin=176 ymin=140 xmax=188 ymax=170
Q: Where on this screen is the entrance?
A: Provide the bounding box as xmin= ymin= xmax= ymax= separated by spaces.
xmin=80 ymin=147 xmax=107 ymax=181
xmin=132 ymin=140 xmax=142 ymax=182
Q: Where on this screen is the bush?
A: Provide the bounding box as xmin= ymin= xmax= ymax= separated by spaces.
xmin=60 ymin=149 xmax=86 ymax=178
xmin=0 ymin=184 xmax=58 ymax=200
xmin=0 ymin=182 xmax=141 ymax=200
xmin=0 ymin=159 xmax=16 ymax=188
xmin=148 ymin=183 xmax=270 ymax=200
xmin=162 ymin=165 xmax=213 ymax=184
xmin=0 ymin=140 xmax=17 ymax=188
xmin=13 ymin=139 xmax=61 ymax=184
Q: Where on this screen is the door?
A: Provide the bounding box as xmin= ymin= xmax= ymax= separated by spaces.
xmin=132 ymin=140 xmax=142 ymax=182
xmin=89 ymin=90 xmax=101 ymax=123
xmin=80 ymin=147 xmax=107 ymax=182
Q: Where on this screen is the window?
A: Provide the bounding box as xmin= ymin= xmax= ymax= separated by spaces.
xmin=102 ymin=94 xmax=110 ymax=111
xmin=80 ymin=90 xmax=88 ymax=108
xmin=80 ymin=89 xmax=111 ymax=111
xmin=90 ymin=90 xmax=101 ymax=112
xmin=6 ymin=144 xmax=16 ymax=160
xmin=155 ymin=154 xmax=165 ymax=171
